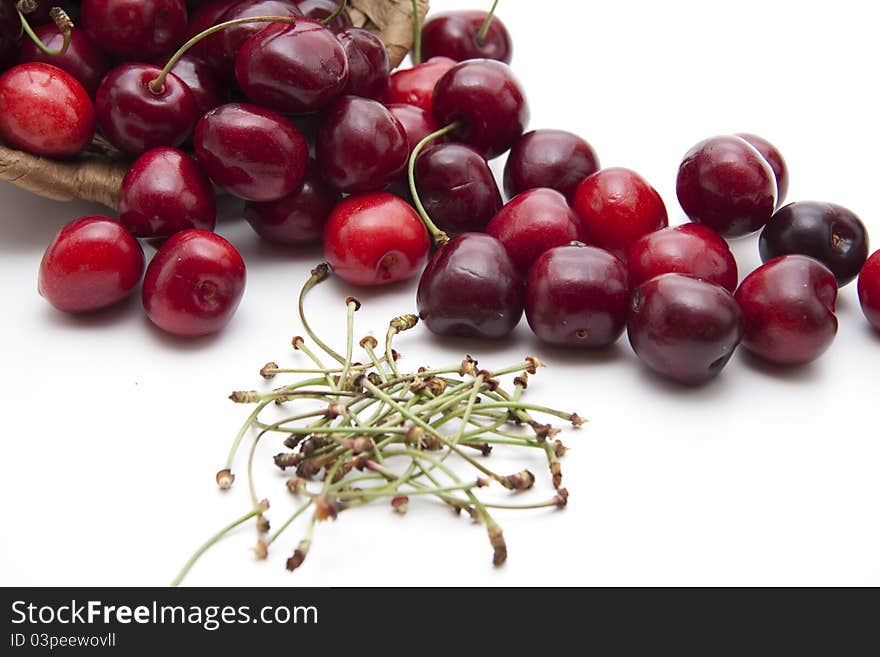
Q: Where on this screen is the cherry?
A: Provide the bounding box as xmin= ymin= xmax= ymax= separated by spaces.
xmin=627 ymin=223 xmax=739 ymax=293
xmin=387 ymin=56 xmax=456 ymax=112
xmin=414 ymin=143 xmax=502 ymax=235
xmin=504 ymin=129 xmax=600 ymax=202
xmin=143 ymin=229 xmax=246 ymax=337
xmin=421 ymin=10 xmax=512 ymax=64
xmin=759 ymin=201 xmax=869 ymax=287
xmin=80 ymin=0 xmax=188 ymax=59
xmin=119 ymin=147 xmax=217 ymax=239
xmin=387 ymin=103 xmax=439 ymax=157
xmin=433 ymin=59 xmax=529 ymax=159
xmin=0 ymin=4 xmax=18 ymax=69
xmin=627 ymin=274 xmax=743 ymax=385
xmin=737 ymin=133 xmax=789 ymax=208
xmin=18 ymin=25 xmax=110 ymax=96
xmin=676 ymin=135 xmax=777 ymax=238
xmin=236 ymin=18 xmax=349 ymax=114
xmin=95 ymin=64 xmax=197 ymax=155
xmin=322 ymin=192 xmax=430 ymax=286
xmin=0 ymin=63 xmax=95 ymax=158
xmin=525 ymin=244 xmax=629 ymax=348
xmin=417 ymin=233 xmax=523 ymax=338
xmin=154 ymin=53 xmax=223 ymax=115
xmin=858 ymin=251 xmax=880 ymax=331
xmin=295 ymin=0 xmax=352 ymax=32
xmin=486 ymin=188 xmax=586 ymax=275
xmin=194 ymin=102 xmax=309 ymax=202
xmin=39 ymin=216 xmax=145 ymax=314
xmin=338 ymin=27 xmax=389 ymax=101
xmin=734 ymin=255 xmax=838 ymax=366
xmin=316 ymin=95 xmax=408 ymax=193
xmin=244 ymin=163 xmax=340 ymax=246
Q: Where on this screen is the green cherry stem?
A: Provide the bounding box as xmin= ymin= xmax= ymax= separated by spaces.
xmin=410 ymin=0 xmax=422 ymax=65
xmin=407 ymin=122 xmax=463 ymax=247
xmin=476 ymin=0 xmax=500 ymax=45
xmin=18 ymin=6 xmax=72 ymax=57
xmin=298 ymin=264 xmax=346 ymax=365
xmin=321 ymin=0 xmax=348 ymax=27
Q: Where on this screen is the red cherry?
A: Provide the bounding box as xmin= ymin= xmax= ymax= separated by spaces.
xmin=143 ymin=229 xmax=247 ymax=337
xmin=486 ymin=188 xmax=586 ymax=275
xmin=0 ymin=63 xmax=95 ymax=158
xmin=737 ymin=133 xmax=789 ymax=208
xmin=858 ymin=251 xmax=880 ymax=331
xmin=387 ymin=56 xmax=456 ymax=112
xmin=18 ymin=25 xmax=110 ymax=96
xmin=119 ymin=147 xmax=217 ymax=239
xmin=39 ymin=216 xmax=145 ymax=314
xmin=387 ymin=103 xmax=439 ymax=157
xmin=504 ymin=129 xmax=600 ymax=201
xmin=337 ymin=28 xmax=389 ymax=101
xmin=194 ymin=102 xmax=309 ymax=202
xmin=322 ymin=192 xmax=430 ymax=286
xmin=572 ymin=167 xmax=668 ymax=258
xmin=295 ymin=0 xmax=353 ymax=32
xmin=81 ymin=0 xmax=189 ymax=59
xmin=421 ymin=11 xmax=512 ymax=64
xmin=154 ymin=53 xmax=223 ymax=115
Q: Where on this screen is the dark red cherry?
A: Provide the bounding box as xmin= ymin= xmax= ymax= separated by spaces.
xmin=235 ymin=18 xmax=349 ymax=114
xmin=525 ymin=244 xmax=629 ymax=348
xmin=316 ymin=95 xmax=408 ymax=193
xmin=323 ymin=192 xmax=430 ymax=286
xmin=81 ymin=0 xmax=188 ymax=59
xmin=627 ymin=223 xmax=739 ymax=293
xmin=414 ymin=143 xmax=502 ymax=235
xmin=19 ymin=25 xmax=110 ymax=96
xmin=417 ymin=233 xmax=523 ymax=338
xmin=154 ymin=53 xmax=223 ymax=115
xmin=387 ymin=103 xmax=439 ymax=157
xmin=759 ymin=201 xmax=869 ymax=287
xmin=0 ymin=4 xmax=18 ymax=70
xmin=676 ymin=135 xmax=777 ymax=238
xmin=735 ymin=255 xmax=838 ymax=366
xmin=39 ymin=216 xmax=145 ymax=314
xmin=95 ymin=64 xmax=197 ymax=155
xmin=194 ymin=102 xmax=308 ymax=202
xmin=628 ymin=274 xmax=743 ymax=385
xmin=486 ymin=188 xmax=586 ymax=275
xmin=337 ymin=28 xmax=389 ymax=101
xmin=20 ymin=1 xmax=55 ymax=23
xmin=421 ymin=10 xmax=512 ymax=63
xmin=387 ymin=56 xmax=456 ymax=112
xmin=244 ymin=163 xmax=340 ymax=246
xmin=119 ymin=147 xmax=217 ymax=239
xmin=143 ymin=229 xmax=247 ymax=337
xmin=433 ymin=59 xmax=528 ymax=160
xmin=858 ymin=251 xmax=880 ymax=331
xmin=295 ymin=0 xmax=352 ymax=32
xmin=0 ymin=63 xmax=95 ymax=158
xmin=504 ymin=129 xmax=600 ymax=201
xmin=737 ymin=133 xmax=789 ymax=208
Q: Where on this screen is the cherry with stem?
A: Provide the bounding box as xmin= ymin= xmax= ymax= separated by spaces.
xmin=17 ymin=4 xmax=73 ymax=56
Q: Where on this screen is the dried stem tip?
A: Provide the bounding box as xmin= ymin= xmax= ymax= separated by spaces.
xmin=253 ymin=539 xmax=268 ymax=560
xmin=570 ymin=413 xmax=586 ymax=427
xmin=459 ymin=355 xmax=478 ymax=377
xmin=359 ymin=335 xmax=378 ymax=349
xmin=273 ymin=453 xmax=303 ymax=470
xmin=391 ymin=496 xmax=409 ymax=515
xmin=525 ymin=356 xmax=546 ymax=374
xmin=345 ymin=296 xmax=362 ymax=310
xmin=554 ymin=488 xmax=570 ymax=508
xmin=215 ymin=469 xmax=235 ymax=490
xmin=286 ymin=539 xmax=311 ymax=572
xmin=488 ymin=524 xmax=507 ymax=567
xmin=310 ymin=263 xmax=330 ymax=282
xmin=260 ymin=362 xmax=279 ymax=379
xmin=501 ymin=469 xmax=536 ymax=491
xmin=286 ymin=476 xmax=306 ymax=495
xmin=389 ymin=314 xmax=419 ymax=332
xmin=229 ymin=390 xmax=261 ymax=403
xmin=256 ymin=515 xmax=271 ymax=534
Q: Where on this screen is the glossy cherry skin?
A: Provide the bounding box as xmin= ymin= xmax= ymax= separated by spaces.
xmin=433 ymin=59 xmax=528 ymax=160
xmin=387 ymin=57 xmax=456 ymax=112
xmin=95 ymin=64 xmax=197 ymax=155
xmin=19 ymin=25 xmax=110 ymax=96
xmin=236 ymin=19 xmax=349 ymax=114
xmin=525 ymin=244 xmax=629 ymax=348
xmin=323 ymin=192 xmax=430 ymax=286
xmin=295 ymin=0 xmax=352 ymax=32
xmin=504 ymin=129 xmax=600 ymax=202
xmin=627 ymin=223 xmax=738 ymax=292
xmin=676 ymin=135 xmax=777 ymax=238
xmin=194 ymin=102 xmax=308 ymax=202
xmin=143 ymin=230 xmax=246 ymax=337
xmin=154 ymin=53 xmax=223 ymax=115
xmin=387 ymin=103 xmax=439 ymax=157
xmin=80 ymin=0 xmax=188 ymax=59
xmin=316 ymin=96 xmax=408 ymax=193
xmin=759 ymin=201 xmax=869 ymax=287
xmin=119 ymin=147 xmax=217 ymax=239
xmin=0 ymin=63 xmax=95 ymax=158
xmin=858 ymin=251 xmax=880 ymax=331
xmin=486 ymin=188 xmax=587 ymax=275
xmin=39 ymin=216 xmax=145 ymax=314
xmin=738 ymin=133 xmax=789 ymax=208
xmin=734 ymin=255 xmax=838 ymax=366
xmin=421 ymin=11 xmax=512 ymax=63
xmin=628 ymin=274 xmax=743 ymax=385
xmin=418 ymin=233 xmax=523 ymax=338
xmin=415 ymin=143 xmax=502 ymax=235
xmin=244 ymin=163 xmax=340 ymax=246
xmin=338 ymin=28 xmax=389 ymax=101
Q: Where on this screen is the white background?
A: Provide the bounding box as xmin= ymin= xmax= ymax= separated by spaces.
xmin=2 ymin=0 xmax=879 ymax=587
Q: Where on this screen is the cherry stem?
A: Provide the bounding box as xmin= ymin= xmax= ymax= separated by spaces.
xmin=410 ymin=0 xmax=422 ymax=65
xmin=476 ymin=0 xmax=500 ymax=45
xmin=149 ymin=15 xmax=298 ymax=95
xmin=321 ymin=0 xmax=348 ymax=27
xmin=407 ymin=121 xmax=463 ymax=247
xmin=17 ymin=6 xmax=72 ymax=57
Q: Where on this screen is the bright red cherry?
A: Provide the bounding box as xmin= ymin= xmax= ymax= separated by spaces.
xmin=735 ymin=255 xmax=838 ymax=366
xmin=421 ymin=10 xmax=512 ymax=63
xmin=143 ymin=229 xmax=247 ymax=337
xmin=525 ymin=244 xmax=629 ymax=348
xmin=417 ymin=233 xmax=523 ymax=338
xmin=432 ymin=59 xmax=528 ymax=159
xmin=295 ymin=0 xmax=352 ymax=32
xmin=323 ymin=192 xmax=430 ymax=286
xmin=19 ymin=25 xmax=110 ymax=96
xmin=194 ymin=102 xmax=309 ymax=202
xmin=858 ymin=251 xmax=880 ymax=331
xmin=504 ymin=129 xmax=600 ymax=201
xmin=337 ymin=28 xmax=389 ymax=101
xmin=486 ymin=188 xmax=586 ymax=275
xmin=676 ymin=135 xmax=777 ymax=238
xmin=0 ymin=63 xmax=95 ymax=158
xmin=737 ymin=133 xmax=789 ymax=208
xmin=119 ymin=147 xmax=217 ymax=239
xmin=81 ymin=0 xmax=189 ymax=59
xmin=154 ymin=53 xmax=223 ymax=115
xmin=387 ymin=103 xmax=439 ymax=157
xmin=387 ymin=56 xmax=456 ymax=112
xmin=39 ymin=216 xmax=145 ymax=314
xmin=627 ymin=223 xmax=739 ymax=293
